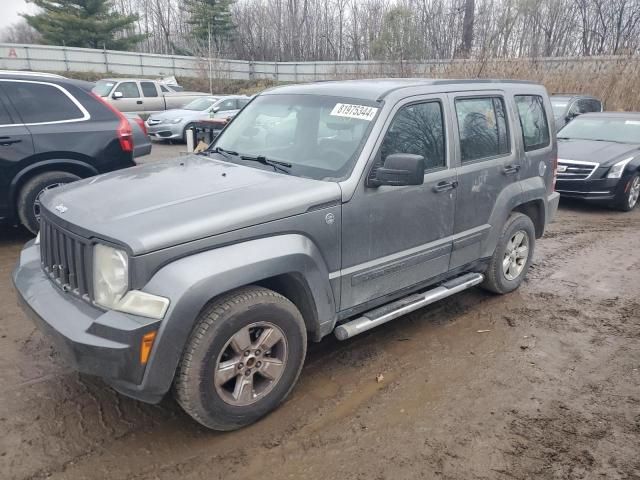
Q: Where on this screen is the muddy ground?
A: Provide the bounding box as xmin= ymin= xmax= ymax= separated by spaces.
xmin=1 ymin=201 xmax=639 ymax=480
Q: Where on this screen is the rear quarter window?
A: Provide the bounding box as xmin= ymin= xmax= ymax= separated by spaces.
xmin=515 ymin=95 xmax=550 ymax=151
xmin=2 ymin=81 xmax=86 ymax=124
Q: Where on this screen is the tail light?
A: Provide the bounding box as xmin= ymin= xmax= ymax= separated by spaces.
xmin=92 ymin=93 xmax=134 ymax=153
xmin=552 ymin=155 xmax=558 ymax=191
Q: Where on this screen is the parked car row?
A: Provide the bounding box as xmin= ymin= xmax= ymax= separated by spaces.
xmin=5 ymin=71 xmax=640 ymax=434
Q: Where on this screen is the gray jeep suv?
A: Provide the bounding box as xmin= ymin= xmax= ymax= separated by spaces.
xmin=13 ymin=79 xmax=559 ymax=430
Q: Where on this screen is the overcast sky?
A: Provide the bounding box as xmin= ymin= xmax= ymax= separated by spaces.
xmin=1 ymin=0 xmax=37 ymax=32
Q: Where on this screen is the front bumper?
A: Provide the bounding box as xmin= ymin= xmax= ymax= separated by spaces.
xmin=12 ymin=241 xmax=164 ymax=402
xmin=146 ymin=121 xmax=184 ymax=140
xmin=555 ymin=177 xmax=624 ymax=202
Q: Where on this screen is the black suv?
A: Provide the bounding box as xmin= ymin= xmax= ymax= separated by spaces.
xmin=551 ymin=94 xmax=603 ymax=131
xmin=0 ymin=71 xmax=136 ymax=233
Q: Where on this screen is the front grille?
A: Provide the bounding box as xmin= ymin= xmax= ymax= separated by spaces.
xmin=557 ymin=160 xmax=599 ymax=180
xmin=40 ymin=216 xmax=92 ymax=301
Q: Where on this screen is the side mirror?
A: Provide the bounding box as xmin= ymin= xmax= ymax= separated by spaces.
xmin=566 ymin=112 xmax=578 ymax=122
xmin=112 ymin=91 xmax=124 ymax=99
xmin=370 ymin=153 xmax=425 ymax=187
xmin=212 ymin=106 xmax=220 ymax=113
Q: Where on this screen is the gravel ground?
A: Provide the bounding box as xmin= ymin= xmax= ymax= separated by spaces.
xmin=0 ymin=176 xmax=638 ymax=479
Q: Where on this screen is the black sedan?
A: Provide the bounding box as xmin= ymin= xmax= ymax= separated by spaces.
xmin=556 ymin=112 xmax=640 ymax=211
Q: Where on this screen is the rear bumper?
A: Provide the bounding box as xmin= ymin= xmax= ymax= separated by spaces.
xmin=12 ymin=241 xmax=164 ymax=403
xmin=555 ymin=177 xmax=623 ymax=202
xmin=547 ymin=191 xmax=560 ymax=223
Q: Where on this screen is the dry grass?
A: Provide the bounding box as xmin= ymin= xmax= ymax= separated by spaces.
xmin=50 ymin=55 xmax=640 ymax=111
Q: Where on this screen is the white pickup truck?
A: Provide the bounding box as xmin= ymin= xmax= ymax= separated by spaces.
xmin=92 ymin=79 xmax=209 ymax=115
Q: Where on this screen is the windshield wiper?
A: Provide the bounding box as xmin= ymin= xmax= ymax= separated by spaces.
xmin=206 ymin=146 xmax=238 ymax=160
xmin=240 ymin=154 xmax=292 ymax=174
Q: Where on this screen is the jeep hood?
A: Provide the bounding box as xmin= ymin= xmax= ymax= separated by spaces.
xmin=558 ymin=139 xmax=640 ymax=167
xmin=42 ymin=155 xmax=341 ymax=254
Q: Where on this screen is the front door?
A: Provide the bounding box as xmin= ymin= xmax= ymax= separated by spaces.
xmin=112 ymin=81 xmax=143 ymax=112
xmin=448 ymin=92 xmax=521 ymax=269
xmin=340 ymin=96 xmax=457 ymax=310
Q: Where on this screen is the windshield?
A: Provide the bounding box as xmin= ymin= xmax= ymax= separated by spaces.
xmin=558 ymin=117 xmax=640 ymax=143
xmin=213 ymin=94 xmax=380 ymax=180
xmin=551 ymin=99 xmax=569 ymax=117
xmin=92 ymin=80 xmax=116 ymax=97
xmin=184 ymin=97 xmax=220 ymax=111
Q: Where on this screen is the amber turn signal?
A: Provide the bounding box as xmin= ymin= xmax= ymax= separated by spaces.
xmin=140 ymin=331 xmax=157 ymax=364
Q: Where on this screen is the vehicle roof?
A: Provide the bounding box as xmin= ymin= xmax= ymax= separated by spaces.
xmin=264 ymin=78 xmax=543 ymax=101
xmin=551 ymin=94 xmax=600 ymax=101
xmin=577 ymin=111 xmax=640 ymax=119
xmin=0 ymin=70 xmax=94 ymax=91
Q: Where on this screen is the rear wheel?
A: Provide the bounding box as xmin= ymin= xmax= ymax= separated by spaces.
xmin=17 ymin=171 xmax=80 ymax=234
xmin=482 ymin=212 xmax=535 ymax=294
xmin=175 ymin=286 xmax=307 ymax=430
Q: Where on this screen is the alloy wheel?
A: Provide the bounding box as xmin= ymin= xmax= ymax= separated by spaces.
xmin=502 ymin=230 xmax=529 ymax=281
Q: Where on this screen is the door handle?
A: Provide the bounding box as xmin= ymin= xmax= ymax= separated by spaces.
xmin=136 ymin=100 xmax=143 ymax=104
xmin=503 ymin=164 xmax=521 ymax=175
xmin=0 ymin=137 xmax=21 ymax=146
xmin=433 ymin=180 xmax=458 ymax=193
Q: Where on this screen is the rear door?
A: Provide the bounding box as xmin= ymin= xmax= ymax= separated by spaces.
xmin=448 ymin=91 xmax=521 ymax=269
xmin=140 ymin=81 xmax=163 ymax=113
xmin=0 ymin=82 xmax=34 ymax=219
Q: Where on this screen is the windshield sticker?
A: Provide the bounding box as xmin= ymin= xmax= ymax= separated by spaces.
xmin=625 ymin=120 xmax=640 ymax=125
xmin=330 ymin=103 xmax=378 ymax=121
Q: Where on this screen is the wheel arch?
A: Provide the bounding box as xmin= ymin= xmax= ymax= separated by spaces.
xmin=8 ymin=159 xmax=98 ymax=219
xmin=513 ymin=199 xmax=545 ymax=238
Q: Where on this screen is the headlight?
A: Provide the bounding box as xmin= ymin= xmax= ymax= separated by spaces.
xmin=93 ymin=244 xmax=169 ymax=319
xmin=607 ymin=157 xmax=634 ymax=179
xmin=170 ymin=117 xmax=183 ymax=124
xmin=93 ymin=244 xmax=129 ymax=309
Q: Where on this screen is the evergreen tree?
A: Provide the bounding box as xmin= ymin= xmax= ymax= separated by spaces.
xmin=186 ymin=0 xmax=235 ymax=50
xmin=23 ymin=0 xmax=145 ymax=50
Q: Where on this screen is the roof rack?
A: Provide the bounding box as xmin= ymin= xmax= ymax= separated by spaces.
xmin=0 ymin=70 xmax=65 ymax=79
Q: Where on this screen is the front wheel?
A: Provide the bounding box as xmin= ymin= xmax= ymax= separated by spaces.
xmin=614 ymin=173 xmax=640 ymax=212
xmin=482 ymin=212 xmax=536 ymax=294
xmin=174 ymin=286 xmax=307 ymax=430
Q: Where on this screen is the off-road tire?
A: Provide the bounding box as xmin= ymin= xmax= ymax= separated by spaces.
xmin=17 ymin=171 xmax=80 ymax=234
xmin=174 ymin=286 xmax=307 ymax=431
xmin=614 ymin=172 xmax=640 ymax=212
xmin=482 ymin=212 xmax=536 ymax=294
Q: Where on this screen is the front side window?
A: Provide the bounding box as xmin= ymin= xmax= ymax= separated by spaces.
xmin=140 ymin=82 xmax=158 ymax=97
xmin=214 ymin=94 xmax=379 ymax=180
xmin=114 ymin=82 xmax=140 ymax=98
xmin=217 ymin=99 xmax=238 ymax=112
xmin=380 ymin=101 xmax=446 ymax=171
xmin=515 ymin=95 xmax=550 ymax=151
xmin=2 ymin=81 xmax=84 ymax=124
xmin=455 ymin=97 xmax=510 ymax=163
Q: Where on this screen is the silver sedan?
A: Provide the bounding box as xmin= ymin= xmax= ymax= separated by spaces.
xmin=146 ymin=95 xmax=251 ymax=142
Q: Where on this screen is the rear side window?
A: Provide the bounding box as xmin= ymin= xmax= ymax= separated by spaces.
xmin=515 ymin=95 xmax=550 ymax=151
xmin=380 ymin=101 xmax=446 ymax=171
xmin=455 ymin=97 xmax=510 ymax=163
xmin=140 ymin=82 xmax=158 ymax=97
xmin=2 ymin=81 xmax=85 ymax=124
xmin=114 ymin=82 xmax=140 ymax=98
xmin=0 ymin=93 xmax=13 ymax=125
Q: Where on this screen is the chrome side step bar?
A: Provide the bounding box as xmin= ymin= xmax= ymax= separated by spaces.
xmin=334 ymin=272 xmax=484 ymax=341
